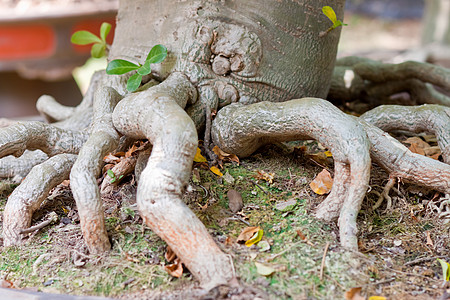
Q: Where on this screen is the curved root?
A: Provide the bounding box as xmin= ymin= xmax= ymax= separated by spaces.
xmin=212 ymin=98 xmax=371 ymax=250
xmin=0 ymin=121 xmax=88 ymax=158
xmin=70 ymin=86 xmax=122 ymax=254
xmin=361 ymin=104 xmax=450 ymax=163
xmin=3 ymin=154 xmax=77 ymax=246
xmin=360 ymin=119 xmax=450 ymax=194
xmin=112 ymin=72 xmax=235 ymax=289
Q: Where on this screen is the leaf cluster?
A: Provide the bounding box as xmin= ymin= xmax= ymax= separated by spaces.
xmin=106 ymin=44 xmax=167 ymax=92
xmin=71 ymin=22 xmax=111 ymax=58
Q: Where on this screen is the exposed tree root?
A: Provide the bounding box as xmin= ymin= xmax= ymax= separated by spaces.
xmin=361 ymin=104 xmax=450 ymax=163
xmin=212 ymin=98 xmax=371 ymax=250
xmin=3 ymin=154 xmax=77 ymax=246
xmin=329 ymin=57 xmax=450 ymax=108
xmin=70 ymin=86 xmax=122 ymax=254
xmin=112 ymin=72 xmax=235 ymax=289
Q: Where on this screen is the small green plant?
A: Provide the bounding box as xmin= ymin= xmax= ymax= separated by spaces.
xmin=437 ymin=258 xmax=450 ymax=283
xmin=105 ymin=44 xmax=168 ymax=92
xmin=71 ymin=22 xmax=111 ymax=58
xmin=320 ymin=6 xmax=348 ymax=37
xmin=107 ymin=169 xmax=123 ymax=184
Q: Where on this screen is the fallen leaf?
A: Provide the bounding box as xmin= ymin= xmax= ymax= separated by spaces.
xmin=255 ymin=262 xmax=276 ymax=276
xmin=404 ymin=137 xmax=441 ymax=158
xmin=213 ymin=146 xmax=240 ymax=164
xmin=104 ymin=153 xmax=121 ymax=164
xmin=258 ymin=240 xmax=271 ymax=252
xmin=165 ymin=246 xmax=177 ymax=263
xmin=275 ymin=198 xmax=297 ymax=211
xmin=345 ymin=287 xmax=364 ymax=300
xmin=255 ymin=170 xmax=274 ymax=184
xmin=237 ymin=226 xmax=260 ymax=244
xmin=227 ymin=189 xmax=244 ymax=213
xmin=210 ymin=166 xmax=223 ymax=177
xmin=245 ymin=229 xmax=264 ymax=247
xmin=194 ymin=148 xmax=207 ymax=163
xmin=310 ymin=169 xmax=333 ymax=195
xmin=368 ymin=297 xmax=387 ymax=300
xmin=324 ymin=151 xmax=333 ymax=157
xmin=0 ymin=279 xmax=14 ymax=288
xmin=164 ymin=257 xmax=183 ymax=278
xmin=437 ymin=258 xmax=450 ymax=281
xmin=426 ymin=231 xmax=434 ymax=247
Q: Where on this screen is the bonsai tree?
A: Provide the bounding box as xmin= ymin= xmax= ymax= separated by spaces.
xmin=1 ymin=0 xmax=449 ymax=290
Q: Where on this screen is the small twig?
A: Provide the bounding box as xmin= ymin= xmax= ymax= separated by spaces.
xmin=250 ymin=179 xmax=269 ymax=195
xmin=20 ymin=212 xmax=58 ymax=234
xmin=404 ymin=255 xmax=447 ymax=267
xmin=319 ymin=242 xmax=330 ymax=281
xmin=223 ymin=210 xmax=250 ymax=226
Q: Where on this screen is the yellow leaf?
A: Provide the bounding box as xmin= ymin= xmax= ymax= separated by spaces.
xmin=245 ymin=229 xmax=264 ymax=247
xmin=310 ymin=169 xmax=333 ymax=195
xmin=368 ymin=297 xmax=387 ymax=300
xmin=322 ymin=6 xmax=338 ymax=24
xmin=254 ymin=262 xmax=275 ymax=276
xmin=324 ymin=151 xmax=333 ymax=157
xmin=210 ymin=166 xmax=223 ymax=177
xmin=193 ymin=148 xmax=207 ymax=163
xmin=236 ymin=226 xmax=260 ymax=243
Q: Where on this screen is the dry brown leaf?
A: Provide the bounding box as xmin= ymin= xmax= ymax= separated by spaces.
xmin=164 ymin=258 xmax=183 ymax=278
xmin=213 ymin=146 xmax=240 ymax=164
xmin=255 ymin=170 xmax=274 ymax=184
xmin=0 ymin=279 xmax=14 ymax=288
xmin=104 ymin=153 xmax=121 ymax=164
xmin=165 ymin=246 xmax=177 ymax=263
xmin=345 ymin=287 xmax=365 ymax=300
xmin=404 ymin=137 xmax=441 ymax=158
xmin=426 ymin=231 xmax=434 ymax=247
xmin=227 ymin=189 xmax=244 ymax=213
xmin=237 ymin=226 xmax=260 ymax=244
xmin=310 ymin=169 xmax=333 ymax=195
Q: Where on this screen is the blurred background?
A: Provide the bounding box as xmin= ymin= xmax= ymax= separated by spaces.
xmin=0 ymin=0 xmax=448 ymax=118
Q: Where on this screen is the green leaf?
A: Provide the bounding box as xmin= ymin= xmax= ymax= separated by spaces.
xmin=71 ymin=31 xmax=102 ymax=45
xmin=437 ymin=258 xmax=450 ymax=281
xmin=91 ymin=43 xmax=106 ymax=58
xmin=100 ymin=22 xmax=112 ymax=42
xmin=106 ymin=59 xmax=140 ymax=75
xmin=137 ymin=61 xmax=152 ymax=75
xmin=146 ymin=44 xmax=167 ymax=64
xmin=322 ymin=6 xmax=338 ymax=25
xmin=107 ymin=169 xmax=115 ymax=179
xmin=333 ymin=20 xmax=348 ymax=29
xmin=127 ymin=73 xmax=143 ymax=92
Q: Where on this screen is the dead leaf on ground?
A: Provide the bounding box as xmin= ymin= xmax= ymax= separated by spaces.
xmin=104 ymin=153 xmax=122 ymax=164
xmin=426 ymin=231 xmax=434 ymax=247
xmin=212 ymin=146 xmax=240 ymax=164
xmin=255 ymin=262 xmax=276 ymax=276
xmin=345 ymin=287 xmax=365 ymax=300
xmin=255 ymin=170 xmax=274 ymax=184
xmin=404 ymin=137 xmax=441 ymax=158
xmin=368 ymin=296 xmax=387 ymax=300
xmin=310 ymin=169 xmax=333 ymax=195
xmin=210 ymin=166 xmax=223 ymax=177
xmin=237 ymin=226 xmax=260 ymax=244
xmin=0 ymin=279 xmax=14 ymax=288
xmin=164 ymin=258 xmax=183 ymax=278
xmin=245 ymin=229 xmax=264 ymax=247
xmin=227 ymin=189 xmax=244 ymax=213
xmin=165 ymin=246 xmax=177 ymax=263
xmin=194 ymin=148 xmax=207 ymax=163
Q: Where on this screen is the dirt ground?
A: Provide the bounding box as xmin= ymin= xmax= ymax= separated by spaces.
xmin=0 ymin=13 xmax=449 ymax=300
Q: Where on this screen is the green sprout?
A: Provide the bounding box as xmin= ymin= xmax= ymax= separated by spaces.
xmin=71 ymin=22 xmax=111 ymax=58
xmin=107 ymin=169 xmax=124 ymax=184
xmin=437 ymin=258 xmax=450 ymax=283
xmin=105 ymin=44 xmax=168 ymax=92
xmin=320 ymin=6 xmax=348 ymax=37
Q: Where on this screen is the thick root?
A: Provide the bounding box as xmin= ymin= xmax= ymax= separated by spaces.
xmin=113 ymin=72 xmax=235 ymax=289
xmin=360 ymin=104 xmax=450 ymax=163
xmin=2 ymin=154 xmax=77 ymax=246
xmin=70 ymin=86 xmax=122 ymax=254
xmin=360 ymin=119 xmax=450 ymax=194
xmin=0 ymin=151 xmax=48 ymax=182
xmin=212 ymin=98 xmax=371 ymax=250
xmin=329 ymin=57 xmax=450 ymax=107
xmin=0 ymin=121 xmax=88 ymax=158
